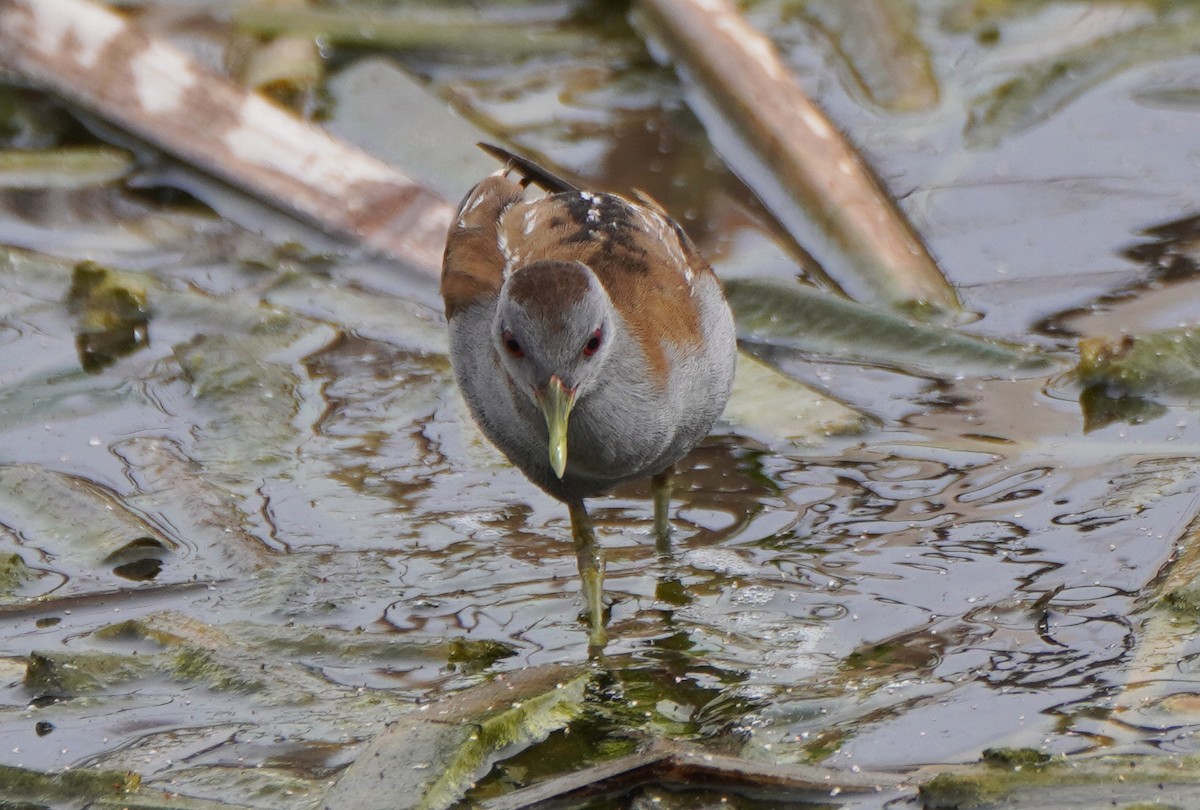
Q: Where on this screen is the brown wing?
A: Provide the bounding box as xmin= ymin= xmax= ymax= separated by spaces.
xmin=440 ymin=174 xmax=526 ymax=320
xmin=496 ymin=189 xmax=714 ymax=381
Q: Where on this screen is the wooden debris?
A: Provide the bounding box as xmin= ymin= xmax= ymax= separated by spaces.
xmin=636 ymin=0 xmax=960 ymax=316
xmin=480 ymin=738 xmax=909 ymax=809
xmin=0 ymin=0 xmax=452 ymax=274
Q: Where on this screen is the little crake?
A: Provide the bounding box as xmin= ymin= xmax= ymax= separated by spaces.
xmin=441 ymin=146 xmax=737 ymax=647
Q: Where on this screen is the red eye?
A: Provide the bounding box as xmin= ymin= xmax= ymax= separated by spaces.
xmin=582 ymin=329 xmax=602 ymax=357
xmin=502 ymin=330 xmax=524 ymax=357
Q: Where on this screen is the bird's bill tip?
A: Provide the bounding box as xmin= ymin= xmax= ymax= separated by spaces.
xmin=539 ymin=375 xmax=576 ymax=479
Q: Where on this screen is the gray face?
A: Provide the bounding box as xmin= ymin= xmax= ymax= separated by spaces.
xmin=493 ymin=260 xmax=615 ymax=404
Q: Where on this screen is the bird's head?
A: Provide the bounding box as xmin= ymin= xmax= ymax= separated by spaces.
xmin=494 ymin=260 xmax=616 ymax=479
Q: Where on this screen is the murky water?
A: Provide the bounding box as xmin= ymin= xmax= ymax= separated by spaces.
xmin=2 ymin=1 xmax=1200 ymax=807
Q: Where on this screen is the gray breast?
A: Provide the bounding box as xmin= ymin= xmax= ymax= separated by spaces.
xmin=449 ymin=273 xmax=736 ymax=504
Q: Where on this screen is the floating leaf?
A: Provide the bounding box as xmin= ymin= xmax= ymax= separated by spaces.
xmin=419 ymin=673 xmax=591 ymax=809
xmin=725 ymin=278 xmax=1053 ymax=377
xmin=323 ymin=56 xmax=498 ymax=202
xmin=1076 ymin=328 xmax=1200 ymax=401
xmin=233 ymin=15 xmax=323 ymax=113
xmin=232 ymin=5 xmax=593 ymax=56
xmin=0 ymin=145 xmax=133 ymax=188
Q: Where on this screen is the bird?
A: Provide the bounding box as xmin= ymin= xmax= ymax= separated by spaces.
xmin=440 ymin=144 xmax=737 ymax=648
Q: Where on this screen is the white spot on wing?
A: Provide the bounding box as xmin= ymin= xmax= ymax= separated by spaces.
xmin=456 ymin=187 xmax=489 ymax=228
xmin=131 ymin=41 xmax=196 ymax=115
xmin=522 ymin=207 xmax=542 ymax=236
xmin=464 ymin=191 xmax=487 ymax=215
xmin=639 ymin=207 xmax=694 ymax=288
xmin=498 ymin=225 xmax=523 ymax=278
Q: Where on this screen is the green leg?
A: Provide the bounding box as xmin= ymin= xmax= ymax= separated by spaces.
xmin=568 ymin=501 xmax=607 ymax=650
xmin=651 ymin=467 xmax=673 ymax=556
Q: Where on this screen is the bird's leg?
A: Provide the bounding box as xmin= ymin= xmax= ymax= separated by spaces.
xmin=649 ymin=467 xmax=688 ymax=605
xmin=651 ymin=467 xmax=674 ymax=555
xmin=568 ymin=500 xmax=607 ymax=649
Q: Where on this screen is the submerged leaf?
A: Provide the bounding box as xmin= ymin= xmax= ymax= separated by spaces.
xmin=798 ymin=0 xmax=940 ymax=112
xmin=25 ymin=650 xmax=155 ymax=695
xmin=115 ymin=436 xmax=275 ymax=576
xmin=920 ymin=753 xmax=1200 ymax=809
xmin=724 ymin=351 xmax=872 ymax=443
xmin=0 ymin=464 xmax=175 ymax=575
xmin=968 ymin=20 xmax=1200 ymax=146
xmin=725 ymin=278 xmax=1053 ymax=377
xmin=224 ymin=619 xmax=517 ymax=671
xmin=172 ymin=327 xmax=318 ymax=486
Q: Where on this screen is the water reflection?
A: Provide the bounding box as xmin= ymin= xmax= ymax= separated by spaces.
xmin=3 ymin=2 xmax=1200 ymax=803
xmin=3 ymin=242 xmax=1200 ymax=792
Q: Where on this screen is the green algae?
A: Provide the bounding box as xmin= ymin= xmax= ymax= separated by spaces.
xmin=326 ymin=667 xmax=592 ymax=810
xmin=981 ymin=747 xmax=1053 ymax=768
xmin=1076 ymin=328 xmax=1200 ymax=402
xmin=0 ymin=551 xmax=35 ymax=595
xmin=0 ymin=763 xmax=139 ymax=804
xmin=67 ymin=260 xmax=150 ymax=372
xmin=24 ymin=651 xmax=155 ymax=695
xmin=920 ymin=754 xmax=1200 ymax=809
xmin=1161 ymin=586 xmax=1200 ymax=618
xmin=170 ymin=647 xmax=267 ymax=695
xmin=418 ymin=673 xmax=591 ymax=809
